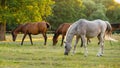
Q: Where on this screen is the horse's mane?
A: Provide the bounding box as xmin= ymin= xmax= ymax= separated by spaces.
xmin=55 ymin=23 xmax=64 ymax=33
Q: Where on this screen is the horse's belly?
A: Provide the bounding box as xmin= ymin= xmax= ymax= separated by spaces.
xmin=29 ymin=31 xmax=40 ymax=35
xmin=86 ymin=32 xmax=99 ymax=38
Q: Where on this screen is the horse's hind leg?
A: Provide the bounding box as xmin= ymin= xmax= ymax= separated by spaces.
xmin=42 ymin=33 xmax=47 ymax=45
xmin=97 ymin=34 xmax=104 ymax=57
xmin=28 ymin=34 xmax=33 ymax=45
xmin=21 ymin=34 xmax=27 ymax=45
xmin=87 ymin=38 xmax=91 ymax=45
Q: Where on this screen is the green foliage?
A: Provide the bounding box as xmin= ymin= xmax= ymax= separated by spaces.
xmin=0 ymin=0 xmax=120 ymax=30
xmin=47 ymin=0 xmax=85 ymax=29
xmin=0 ymin=0 xmax=55 ymax=24
xmin=88 ymin=3 xmax=108 ymax=20
xmin=47 ymin=0 xmax=120 ymax=29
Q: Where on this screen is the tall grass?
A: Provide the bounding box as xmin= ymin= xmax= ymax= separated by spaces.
xmin=0 ymin=34 xmax=120 ymax=68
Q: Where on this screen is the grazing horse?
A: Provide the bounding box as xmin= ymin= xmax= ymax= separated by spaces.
xmin=53 ymin=23 xmax=71 ymax=46
xmin=64 ymin=19 xmax=112 ymax=57
xmin=11 ymin=22 xmax=50 ymax=45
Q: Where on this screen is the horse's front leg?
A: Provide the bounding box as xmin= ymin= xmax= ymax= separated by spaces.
xmin=21 ymin=34 xmax=27 ymax=45
xmin=72 ymin=35 xmax=80 ymax=55
xmin=42 ymin=33 xmax=47 ymax=45
xmin=97 ymin=34 xmax=104 ymax=57
xmin=28 ymin=34 xmax=33 ymax=45
xmin=61 ymin=34 xmax=65 ymax=46
xmin=81 ymin=35 xmax=88 ymax=57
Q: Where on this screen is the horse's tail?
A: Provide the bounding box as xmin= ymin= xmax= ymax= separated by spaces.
xmin=105 ymin=21 xmax=114 ymax=45
xmin=46 ymin=22 xmax=51 ymax=29
xmin=105 ymin=21 xmax=112 ymax=36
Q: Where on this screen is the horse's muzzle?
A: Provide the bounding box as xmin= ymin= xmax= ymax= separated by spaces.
xmin=64 ymin=52 xmax=68 ymax=55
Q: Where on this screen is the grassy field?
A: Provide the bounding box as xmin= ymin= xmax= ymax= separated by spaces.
xmin=0 ymin=34 xmax=120 ymax=68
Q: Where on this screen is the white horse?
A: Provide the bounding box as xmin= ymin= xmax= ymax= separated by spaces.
xmin=64 ymin=19 xmax=112 ymax=57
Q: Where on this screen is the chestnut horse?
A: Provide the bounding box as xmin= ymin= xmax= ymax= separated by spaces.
xmin=11 ymin=22 xmax=50 ymax=45
xmin=53 ymin=23 xmax=71 ymax=46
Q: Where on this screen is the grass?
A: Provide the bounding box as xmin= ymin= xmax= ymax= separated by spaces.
xmin=0 ymin=34 xmax=120 ymax=68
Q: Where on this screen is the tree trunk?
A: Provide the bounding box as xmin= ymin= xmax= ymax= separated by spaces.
xmin=0 ymin=0 xmax=6 ymax=41
xmin=0 ymin=22 xmax=6 ymax=41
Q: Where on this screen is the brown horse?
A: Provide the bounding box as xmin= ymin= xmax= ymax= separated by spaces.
xmin=11 ymin=22 xmax=50 ymax=45
xmin=53 ymin=23 xmax=71 ymax=46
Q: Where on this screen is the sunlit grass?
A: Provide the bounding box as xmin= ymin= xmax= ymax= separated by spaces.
xmin=0 ymin=34 xmax=120 ymax=68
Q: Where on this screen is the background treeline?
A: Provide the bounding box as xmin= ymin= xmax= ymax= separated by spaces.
xmin=47 ymin=0 xmax=120 ymax=30
xmin=0 ymin=0 xmax=120 ymax=40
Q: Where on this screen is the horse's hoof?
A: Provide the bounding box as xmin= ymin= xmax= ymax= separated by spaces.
xmin=64 ymin=52 xmax=68 ymax=55
xmin=97 ymin=53 xmax=103 ymax=57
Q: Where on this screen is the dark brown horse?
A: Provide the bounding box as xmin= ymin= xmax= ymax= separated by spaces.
xmin=53 ymin=23 xmax=71 ymax=46
xmin=11 ymin=22 xmax=50 ymax=45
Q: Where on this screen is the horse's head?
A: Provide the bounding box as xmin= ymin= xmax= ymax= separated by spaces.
xmin=11 ymin=31 xmax=17 ymax=41
xmin=64 ymin=41 xmax=72 ymax=55
xmin=53 ymin=34 xmax=58 ymax=45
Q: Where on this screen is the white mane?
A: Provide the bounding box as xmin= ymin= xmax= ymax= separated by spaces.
xmin=64 ymin=19 xmax=83 ymax=43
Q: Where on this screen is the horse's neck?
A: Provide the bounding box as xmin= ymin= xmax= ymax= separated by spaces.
xmin=14 ymin=26 xmax=22 ymax=33
xmin=65 ymin=23 xmax=77 ymax=44
xmin=65 ymin=32 xmax=74 ymax=44
xmin=54 ymin=33 xmax=60 ymax=40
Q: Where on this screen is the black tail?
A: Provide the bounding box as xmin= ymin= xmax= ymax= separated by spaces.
xmin=46 ymin=22 xmax=51 ymax=29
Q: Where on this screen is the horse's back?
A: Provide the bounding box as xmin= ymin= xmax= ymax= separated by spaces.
xmin=21 ymin=22 xmax=49 ymax=34
xmin=69 ymin=19 xmax=108 ymax=38
xmin=56 ymin=23 xmax=71 ymax=34
xmin=37 ymin=22 xmax=50 ymax=33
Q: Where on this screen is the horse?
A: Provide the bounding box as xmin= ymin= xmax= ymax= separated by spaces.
xmin=64 ymin=19 xmax=112 ymax=57
xmin=11 ymin=22 xmax=50 ymax=45
xmin=53 ymin=23 xmax=71 ymax=46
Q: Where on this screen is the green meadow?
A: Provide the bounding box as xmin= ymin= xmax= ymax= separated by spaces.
xmin=0 ymin=34 xmax=120 ymax=68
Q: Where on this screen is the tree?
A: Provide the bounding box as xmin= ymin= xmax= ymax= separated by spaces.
xmin=0 ymin=0 xmax=6 ymax=41
xmin=47 ymin=0 xmax=85 ymax=30
xmin=0 ymin=0 xmax=54 ymax=41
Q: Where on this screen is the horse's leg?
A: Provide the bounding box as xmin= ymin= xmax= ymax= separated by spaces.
xmin=81 ymin=35 xmax=88 ymax=57
xmin=28 ymin=34 xmax=33 ymax=45
xmin=61 ymin=34 xmax=65 ymax=46
xmin=21 ymin=34 xmax=27 ymax=45
xmin=72 ymin=35 xmax=80 ymax=55
xmin=42 ymin=33 xmax=47 ymax=45
xmin=97 ymin=34 xmax=104 ymax=57
xmin=80 ymin=38 xmax=83 ymax=47
xmin=87 ymin=38 xmax=91 ymax=45
xmin=81 ymin=37 xmax=90 ymax=47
